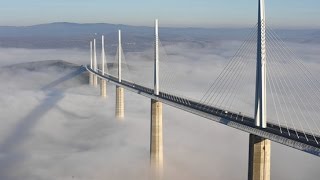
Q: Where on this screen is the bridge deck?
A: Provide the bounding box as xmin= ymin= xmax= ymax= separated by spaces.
xmin=86 ymin=66 xmax=320 ymax=157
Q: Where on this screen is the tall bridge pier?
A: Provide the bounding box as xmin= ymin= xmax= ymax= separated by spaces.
xmin=249 ymin=0 xmax=271 ymax=180
xmin=116 ymin=86 xmax=124 ymax=118
xmin=116 ymin=30 xmax=125 ymax=119
xmin=248 ymin=135 xmax=271 ymax=180
xmin=150 ymin=19 xmax=163 ymax=178
xmin=100 ymin=75 xmax=107 ymax=97
xmin=150 ymin=99 xmax=163 ymax=176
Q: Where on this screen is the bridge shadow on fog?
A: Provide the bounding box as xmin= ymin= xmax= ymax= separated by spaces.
xmin=0 ymin=66 xmax=86 ymax=178
xmin=0 ymin=91 xmax=64 ymax=153
xmin=41 ymin=66 xmax=87 ymax=91
xmin=0 ymin=90 xmax=63 ymax=178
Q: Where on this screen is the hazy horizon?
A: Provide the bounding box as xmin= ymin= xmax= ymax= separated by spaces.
xmin=1 ymin=0 xmax=320 ymax=28
xmin=1 ymin=21 xmax=320 ymax=30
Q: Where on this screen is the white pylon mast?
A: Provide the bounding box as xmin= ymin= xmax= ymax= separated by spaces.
xmin=90 ymin=41 xmax=93 ymax=69
xmin=101 ymin=35 xmax=105 ymax=75
xmin=118 ymin=30 xmax=122 ymax=83
xmin=154 ymin=19 xmax=160 ymax=96
xmin=93 ymin=38 xmax=97 ymax=72
xmin=254 ymin=0 xmax=267 ymax=128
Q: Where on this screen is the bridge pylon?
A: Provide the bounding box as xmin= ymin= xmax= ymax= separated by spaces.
xmin=93 ymin=38 xmax=98 ymax=87
xmin=116 ymin=30 xmax=124 ymax=119
xmin=150 ymin=19 xmax=163 ymax=178
xmin=89 ymin=41 xmax=94 ymax=85
xmin=249 ymin=1 xmax=271 ymax=180
xmin=100 ymin=35 xmax=107 ymax=97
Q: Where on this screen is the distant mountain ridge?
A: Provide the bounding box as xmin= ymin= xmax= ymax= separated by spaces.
xmin=0 ymin=22 xmax=152 ymax=37
xmin=0 ymin=22 xmax=318 ymax=50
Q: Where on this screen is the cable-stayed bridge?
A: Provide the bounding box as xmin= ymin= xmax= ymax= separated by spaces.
xmin=86 ymin=66 xmax=320 ymax=154
xmin=85 ymin=1 xmax=319 ymax=179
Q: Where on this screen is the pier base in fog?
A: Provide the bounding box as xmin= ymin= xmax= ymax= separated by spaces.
xmin=89 ymin=73 xmax=93 ymax=86
xmin=116 ymin=86 xmax=124 ymax=118
xmin=150 ymin=99 xmax=163 ymax=179
xmin=248 ymin=134 xmax=271 ymax=180
xmin=93 ymin=74 xmax=98 ymax=87
xmin=100 ymin=79 xmax=107 ymax=97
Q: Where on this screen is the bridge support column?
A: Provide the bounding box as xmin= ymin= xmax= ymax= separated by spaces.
xmin=89 ymin=73 xmax=93 ymax=85
xmin=248 ymin=134 xmax=271 ymax=180
xmin=150 ymin=99 xmax=163 ymax=178
xmin=93 ymin=74 xmax=97 ymax=87
xmin=116 ymin=86 xmax=124 ymax=118
xmin=100 ymin=79 xmax=107 ymax=97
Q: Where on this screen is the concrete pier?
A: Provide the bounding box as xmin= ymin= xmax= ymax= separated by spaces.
xmin=115 ymin=86 xmax=124 ymax=118
xmin=150 ymin=99 xmax=163 ymax=178
xmin=89 ymin=73 xmax=93 ymax=85
xmin=248 ymin=134 xmax=271 ymax=180
xmin=93 ymin=72 xmax=98 ymax=87
xmin=100 ymin=79 xmax=107 ymax=97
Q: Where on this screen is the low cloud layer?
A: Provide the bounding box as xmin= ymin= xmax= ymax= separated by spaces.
xmin=0 ymin=37 xmax=319 ymax=180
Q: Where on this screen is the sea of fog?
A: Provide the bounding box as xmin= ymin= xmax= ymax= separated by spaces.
xmin=0 ymin=38 xmax=319 ymax=180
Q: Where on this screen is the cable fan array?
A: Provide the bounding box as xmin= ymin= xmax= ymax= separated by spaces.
xmin=94 ymin=25 xmax=320 ymax=143
xmin=195 ymin=24 xmax=320 ymax=143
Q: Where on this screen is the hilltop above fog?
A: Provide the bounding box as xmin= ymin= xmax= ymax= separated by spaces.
xmin=0 ymin=60 xmax=88 ymax=91
xmin=2 ymin=60 xmax=79 ymax=72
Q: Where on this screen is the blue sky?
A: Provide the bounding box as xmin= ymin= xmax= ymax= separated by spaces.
xmin=1 ymin=0 xmax=319 ymax=28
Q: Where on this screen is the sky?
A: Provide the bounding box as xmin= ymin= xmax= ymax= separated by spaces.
xmin=0 ymin=0 xmax=319 ymax=28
